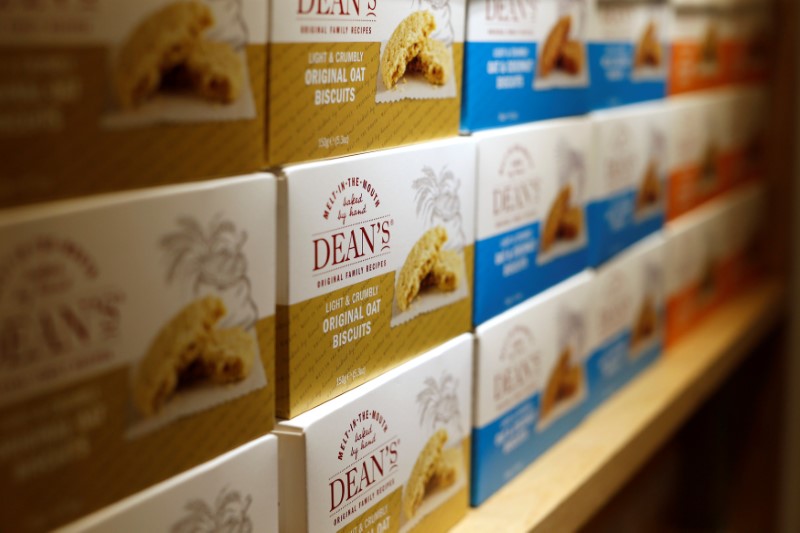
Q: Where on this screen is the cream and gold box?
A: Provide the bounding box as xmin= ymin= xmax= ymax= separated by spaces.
xmin=277 ymin=138 xmax=475 ymax=419
xmin=0 ymin=0 xmax=267 ymax=208
xmin=0 ymin=175 xmax=276 ymax=531
xmin=276 ymin=334 xmax=472 ymax=533
xmin=59 ymin=435 xmax=278 ymax=533
xmin=268 ymin=0 xmax=466 ymax=164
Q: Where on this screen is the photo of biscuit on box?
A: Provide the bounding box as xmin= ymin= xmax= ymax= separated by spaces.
xmin=636 ymin=160 xmax=662 ymax=213
xmin=402 ymin=429 xmax=462 ymax=521
xmin=701 ymin=24 xmax=720 ymax=66
xmin=396 ymin=226 xmax=464 ymax=313
xmin=133 ymin=295 xmax=256 ymax=417
xmin=539 ymin=347 xmax=584 ymax=423
xmin=539 ymin=15 xmax=585 ymax=78
xmin=634 ymin=21 xmax=663 ymax=69
xmin=630 ymin=294 xmax=658 ymax=353
xmin=540 ymin=185 xmax=585 ymax=255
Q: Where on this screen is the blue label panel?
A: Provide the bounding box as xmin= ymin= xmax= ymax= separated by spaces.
xmin=473 ymin=222 xmax=588 ymax=326
xmin=585 ymin=326 xmax=663 ymax=408
xmin=462 ymin=42 xmax=587 ymax=132
xmin=471 ymin=389 xmax=591 ymax=506
xmin=587 ymin=43 xmax=666 ymax=111
xmin=587 ymin=190 xmax=664 ymax=267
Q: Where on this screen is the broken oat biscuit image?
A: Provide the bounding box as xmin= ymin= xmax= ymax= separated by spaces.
xmin=540 ymin=347 xmax=583 ymax=422
xmin=630 ymin=295 xmax=658 ymax=351
xmin=636 ymin=161 xmax=661 ymax=212
xmin=396 ymin=226 xmax=462 ymax=312
xmin=133 ymin=295 xmax=255 ymax=417
xmin=380 ymin=11 xmax=452 ymax=89
xmin=539 ymin=16 xmax=585 ymax=78
xmin=540 ymin=185 xmax=584 ymax=254
xmin=403 ymin=428 xmax=451 ymax=520
xmin=635 ymin=22 xmax=663 ymax=69
xmin=115 ymin=0 xmax=244 ymax=109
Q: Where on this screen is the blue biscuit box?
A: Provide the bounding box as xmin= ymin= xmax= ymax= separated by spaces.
xmin=472 ymin=272 xmax=594 ymax=505
xmin=586 ymin=0 xmax=670 ymax=110
xmin=587 ymin=101 xmax=669 ymax=266
xmin=473 ymin=118 xmax=590 ymax=326
xmin=462 ymin=0 xmax=590 ymax=132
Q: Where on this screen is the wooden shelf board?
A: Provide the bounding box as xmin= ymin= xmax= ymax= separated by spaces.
xmin=454 ymin=279 xmax=785 ymax=533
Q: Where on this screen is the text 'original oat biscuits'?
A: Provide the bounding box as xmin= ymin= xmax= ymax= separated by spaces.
xmin=472 ymin=272 xmax=594 ymax=505
xmin=588 ymin=101 xmax=669 ymax=266
xmin=0 ymin=174 xmax=277 ymax=532
xmin=586 ymin=0 xmax=669 ymax=110
xmin=462 ymin=0 xmax=589 ymax=132
xmin=0 ymin=0 xmax=268 ymax=208
xmin=269 ymin=1 xmax=466 ymax=165
xmin=277 ymin=138 xmax=475 ymax=418
xmin=473 ymin=118 xmax=590 ymax=326
xmin=59 ymin=435 xmax=278 ymax=533
xmin=276 ymin=335 xmax=472 ymax=533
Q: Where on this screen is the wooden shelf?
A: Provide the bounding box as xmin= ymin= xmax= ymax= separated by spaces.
xmin=453 ymin=279 xmax=785 ymax=533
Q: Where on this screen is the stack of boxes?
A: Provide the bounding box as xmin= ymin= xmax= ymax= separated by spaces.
xmin=0 ymin=0 xmax=772 ymax=530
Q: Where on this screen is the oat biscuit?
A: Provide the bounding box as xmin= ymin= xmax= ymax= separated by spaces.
xmin=396 ymin=226 xmax=448 ymax=311
xmin=635 ymin=22 xmax=662 ymax=68
xmin=115 ymin=1 xmax=214 ymax=109
xmin=422 ymin=249 xmax=462 ymax=292
xmin=427 ymin=446 xmax=460 ymax=491
xmin=631 ymin=295 xmax=657 ymax=350
xmin=540 ymin=348 xmax=582 ymax=420
xmin=558 ymin=206 xmax=584 ymax=240
xmin=541 ymin=185 xmax=572 ymax=253
xmin=408 ymin=38 xmax=450 ymax=86
xmin=197 ymin=327 xmax=256 ymax=383
xmin=134 ymin=295 xmax=226 ymax=416
xmin=403 ymin=428 xmax=448 ymax=519
xmin=558 ymin=40 xmax=584 ymax=75
xmin=381 ymin=11 xmax=436 ymax=89
xmin=636 ymin=161 xmax=661 ymax=210
xmin=539 ymin=16 xmax=572 ymax=77
xmin=184 ymin=39 xmax=244 ymax=103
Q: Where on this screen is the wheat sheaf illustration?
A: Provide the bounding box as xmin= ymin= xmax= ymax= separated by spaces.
xmin=160 ymin=215 xmax=258 ymax=330
xmin=417 ymin=372 xmax=462 ymax=433
xmin=171 ymin=488 xmax=253 ymax=533
xmin=413 ymin=166 xmax=465 ymax=249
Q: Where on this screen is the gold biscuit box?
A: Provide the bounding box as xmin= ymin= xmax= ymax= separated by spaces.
xmin=276 ymin=137 xmax=476 ymax=418
xmin=275 ymin=334 xmax=472 ymax=533
xmin=268 ymin=0 xmax=466 ymax=164
xmin=0 ymin=0 xmax=267 ymax=208
xmin=0 ymin=174 xmax=276 ymax=531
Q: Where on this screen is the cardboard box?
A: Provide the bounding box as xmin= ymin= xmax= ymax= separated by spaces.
xmin=0 ymin=0 xmax=267 ymax=208
xmin=473 ymin=118 xmax=590 ymax=325
xmin=665 ymin=183 xmax=765 ymax=345
xmin=277 ymin=138 xmax=475 ymax=418
xmin=472 ymin=272 xmax=593 ymax=505
xmin=667 ymin=92 xmax=723 ymax=220
xmin=268 ymin=0 xmax=466 ymax=165
xmin=59 ymin=435 xmax=278 ymax=533
xmin=586 ymin=0 xmax=670 ymax=110
xmin=462 ymin=0 xmax=589 ymax=132
xmin=669 ymin=0 xmax=722 ymax=94
xmin=0 ymin=174 xmax=276 ymax=531
xmin=589 ymin=233 xmax=665 ymax=404
xmin=664 ymin=197 xmax=726 ymax=345
xmin=588 ymin=101 xmax=669 ymax=266
xmin=276 ymin=334 xmax=473 ymax=533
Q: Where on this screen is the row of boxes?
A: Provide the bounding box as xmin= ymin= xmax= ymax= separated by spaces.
xmin=0 ymin=0 xmax=772 ymax=208
xmin=0 ymin=85 xmax=766 ymax=530
xmin=56 ymin=178 xmax=763 ymax=531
